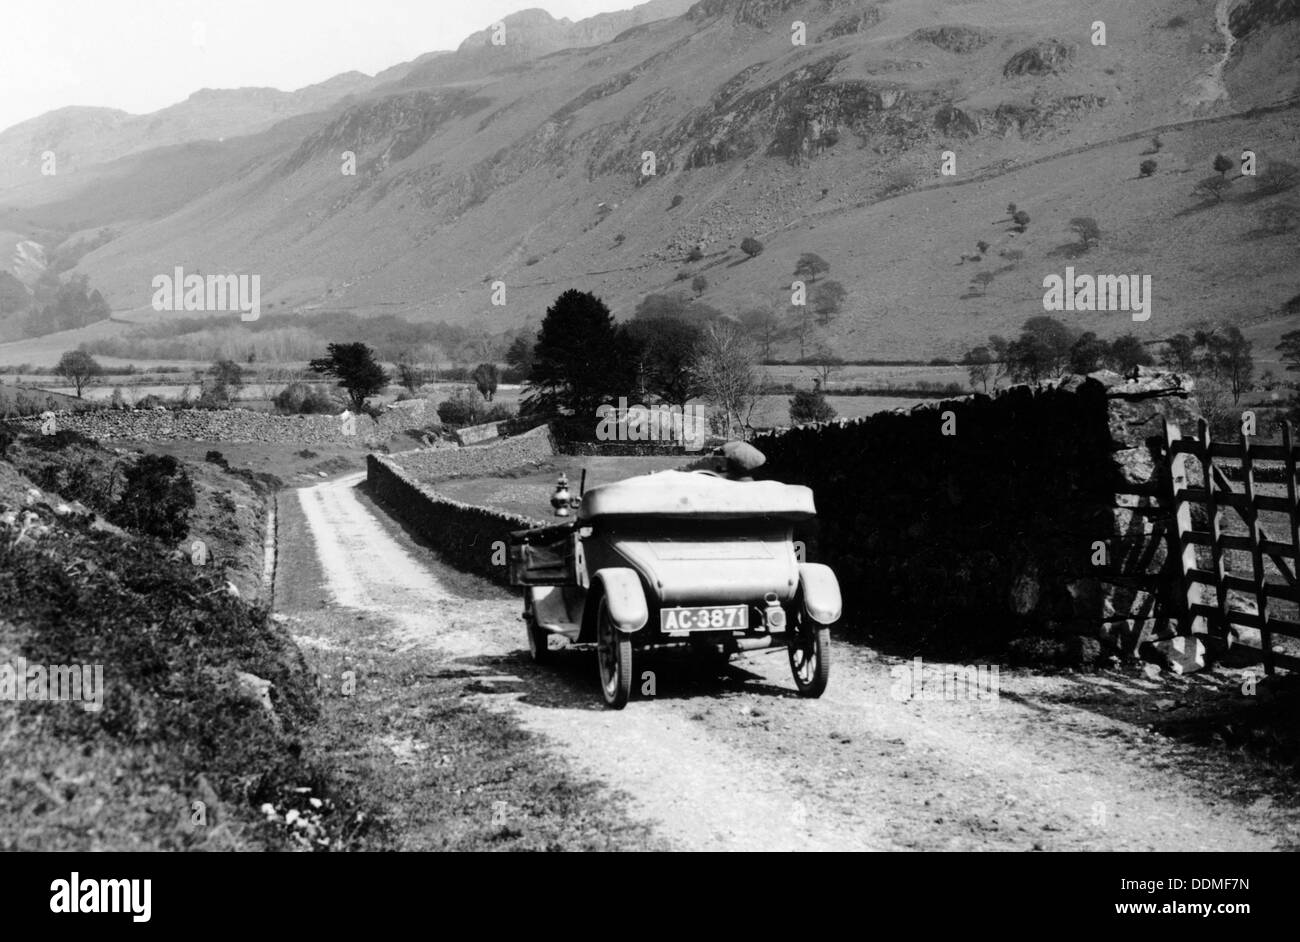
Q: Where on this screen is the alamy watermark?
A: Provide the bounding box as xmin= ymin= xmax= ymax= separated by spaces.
xmin=595 ymin=398 xmax=707 ymax=451
xmin=151 ymin=266 xmax=260 ymax=321
xmin=1 ymin=658 xmax=104 ymax=712
xmin=1042 ymin=267 xmax=1151 ymax=321
xmin=889 ymin=657 xmax=999 ymax=703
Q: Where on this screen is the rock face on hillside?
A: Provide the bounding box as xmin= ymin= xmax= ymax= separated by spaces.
xmin=911 ymin=25 xmax=993 ymax=53
xmin=1003 ymin=40 xmax=1078 ymax=77
xmin=1229 ymin=0 xmax=1300 ymax=38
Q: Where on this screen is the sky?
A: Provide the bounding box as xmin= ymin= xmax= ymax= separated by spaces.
xmin=0 ymin=0 xmax=643 ymax=134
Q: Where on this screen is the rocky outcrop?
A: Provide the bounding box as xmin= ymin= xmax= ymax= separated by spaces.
xmin=1228 ymin=0 xmax=1300 ymax=38
xmin=911 ymin=25 xmax=993 ymax=54
xmin=818 ymin=6 xmax=883 ymax=41
xmin=1003 ymin=40 xmax=1078 ymax=77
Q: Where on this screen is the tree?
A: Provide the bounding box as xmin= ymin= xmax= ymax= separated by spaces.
xmin=1068 ymin=216 xmax=1101 ymax=249
xmin=525 ymin=289 xmax=634 ymax=420
xmin=208 ymin=359 xmax=244 ymax=401
xmin=1140 ymin=159 xmax=1158 ymax=178
xmin=739 ymin=307 xmax=786 ymax=360
xmin=970 ymin=271 xmax=995 ymax=296
xmin=1199 ymin=326 xmax=1253 ymax=403
xmin=811 ymin=280 xmax=847 ymax=324
xmin=793 ymin=253 xmax=830 ymax=283
xmin=626 ymin=317 xmax=705 ymax=411
xmin=1278 ymin=329 xmax=1300 ymax=372
xmin=988 ymin=334 xmax=1011 ymax=385
xmin=740 ymin=237 xmax=764 ymax=258
xmin=1160 ymin=333 xmax=1196 ymax=373
xmin=976 ymin=240 xmax=990 ymax=256
xmin=1213 ymin=153 xmax=1234 ymax=178
xmin=694 ymin=320 xmax=760 ymax=439
xmin=1254 ymin=160 xmax=1299 ymax=195
xmin=471 ymin=363 xmax=499 ymax=401
xmin=1105 ymin=335 xmax=1153 ymax=374
xmin=504 ymin=335 xmax=535 ymax=382
xmin=691 ymin=274 xmax=708 ymax=296
xmin=807 ymin=343 xmax=843 ymax=385
xmin=1068 ymin=331 xmax=1108 ymax=374
xmin=55 ymin=350 xmax=102 ymax=398
xmin=309 ymin=342 xmax=390 ymax=411
xmin=1011 ymin=210 xmax=1030 ymax=233
xmin=395 ymin=352 xmax=424 ymax=393
xmin=789 ymin=388 xmax=836 ymax=425
xmin=1005 ymin=316 xmax=1073 ymax=383
xmin=1193 ymin=176 xmax=1231 ymax=203
xmin=788 ymin=303 xmax=815 ymax=359
xmin=686 ymin=246 xmax=704 ymax=262
xmin=437 ymin=387 xmax=483 ymax=427
xmin=634 ymin=291 xmax=691 ymax=321
xmin=962 ymin=345 xmax=993 ymax=392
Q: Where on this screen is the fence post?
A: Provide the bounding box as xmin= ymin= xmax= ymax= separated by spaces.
xmin=1196 ymin=418 xmax=1226 ymax=639
xmin=1164 ymin=420 xmax=1207 ymax=636
xmin=1239 ymin=421 xmax=1273 ymax=673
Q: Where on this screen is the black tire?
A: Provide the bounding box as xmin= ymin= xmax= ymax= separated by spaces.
xmin=596 ymin=598 xmax=633 ymax=709
xmin=788 ymin=614 xmax=831 ymax=698
xmin=525 ymin=609 xmax=552 ymax=664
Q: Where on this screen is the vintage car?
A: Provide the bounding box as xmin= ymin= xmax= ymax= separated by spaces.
xmin=507 ymin=467 xmax=842 ymax=708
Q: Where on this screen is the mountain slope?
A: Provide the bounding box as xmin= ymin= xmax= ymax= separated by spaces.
xmin=3 ymin=0 xmax=1298 ymax=359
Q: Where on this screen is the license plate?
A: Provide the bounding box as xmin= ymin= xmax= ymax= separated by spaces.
xmin=660 ymin=605 xmax=748 ymax=632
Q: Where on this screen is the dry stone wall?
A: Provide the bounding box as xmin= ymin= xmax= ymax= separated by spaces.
xmin=752 ymin=371 xmax=1197 ymax=656
xmin=367 ymin=453 xmax=542 ymax=585
xmin=7 ymin=405 xmax=436 ymax=446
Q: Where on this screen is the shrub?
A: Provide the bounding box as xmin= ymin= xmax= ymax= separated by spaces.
xmin=692 ymin=275 xmax=708 ymax=295
xmin=273 ymin=382 xmax=339 ymax=415
xmin=436 ymin=387 xmax=481 ymax=428
xmin=789 ymin=389 xmax=836 ymax=425
xmin=670 ymin=195 xmax=684 ymax=209
xmin=740 ymin=237 xmax=763 ymax=258
xmin=686 ymin=246 xmax=704 ymax=262
xmin=1255 ymin=160 xmax=1300 ymax=195
xmin=110 ymin=454 xmax=196 ymax=543
xmin=1140 ymin=159 xmax=1157 ymax=177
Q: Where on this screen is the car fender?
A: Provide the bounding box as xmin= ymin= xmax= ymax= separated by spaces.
xmin=798 ymin=563 xmax=842 ymax=625
xmin=590 ymin=568 xmax=648 ymax=634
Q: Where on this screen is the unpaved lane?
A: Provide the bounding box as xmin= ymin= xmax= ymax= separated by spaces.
xmin=286 ymin=474 xmax=1294 ymax=852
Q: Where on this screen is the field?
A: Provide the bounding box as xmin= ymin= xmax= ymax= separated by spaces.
xmin=424 ymin=454 xmax=696 ymax=520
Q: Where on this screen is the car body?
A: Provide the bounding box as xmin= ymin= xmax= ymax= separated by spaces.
xmin=508 ymin=468 xmax=841 ymax=708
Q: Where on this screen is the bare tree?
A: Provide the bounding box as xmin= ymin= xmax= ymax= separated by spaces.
xmin=694 ymin=320 xmax=761 ymax=439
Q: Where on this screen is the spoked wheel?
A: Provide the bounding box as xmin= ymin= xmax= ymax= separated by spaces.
xmin=596 ymin=598 xmax=633 ymax=709
xmin=787 ymin=610 xmax=831 ymax=698
xmin=525 ymin=608 xmax=552 ymax=664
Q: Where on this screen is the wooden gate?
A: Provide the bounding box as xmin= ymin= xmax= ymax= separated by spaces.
xmin=1162 ymin=419 xmax=1300 ymax=674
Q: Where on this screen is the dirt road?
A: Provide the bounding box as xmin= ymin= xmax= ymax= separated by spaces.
xmin=281 ymin=473 xmax=1298 ymax=852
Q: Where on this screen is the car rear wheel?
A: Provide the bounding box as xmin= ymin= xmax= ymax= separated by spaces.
xmin=788 ymin=611 xmax=830 ymax=698
xmin=596 ymin=598 xmax=633 ymax=709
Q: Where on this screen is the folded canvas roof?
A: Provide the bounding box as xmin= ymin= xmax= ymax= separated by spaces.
xmin=578 ymin=470 xmax=816 ymax=521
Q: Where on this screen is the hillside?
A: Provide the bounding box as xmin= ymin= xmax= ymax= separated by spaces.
xmin=0 ymin=0 xmax=1297 ymax=361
